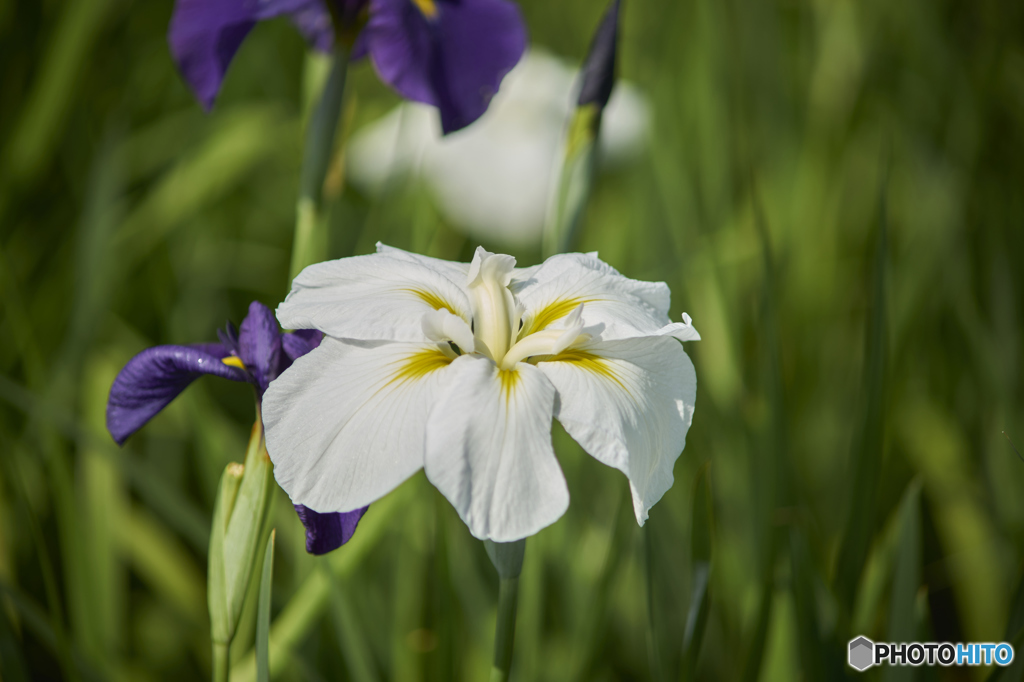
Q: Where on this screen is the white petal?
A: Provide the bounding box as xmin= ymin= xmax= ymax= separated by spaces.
xmin=425 ymin=355 xmax=568 ymax=541
xmin=278 ymin=252 xmax=471 ymax=342
xmin=537 ymin=337 xmax=697 ymax=525
xmin=422 ymin=308 xmax=475 ymax=354
xmin=514 ymin=253 xmax=672 ymax=341
xmin=467 ymin=247 xmax=518 ymax=362
xmin=656 ymin=313 xmax=702 ymax=342
xmin=377 ymin=242 xmax=541 ymax=287
xmin=263 ymin=338 xmax=454 ymax=513
xmin=501 ymin=303 xmax=587 ymax=369
xmin=375 ymin=242 xmax=471 ymax=284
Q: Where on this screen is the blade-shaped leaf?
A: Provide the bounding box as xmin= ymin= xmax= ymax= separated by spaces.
xmin=740 ymin=581 xmax=773 ymax=682
xmin=835 ymin=160 xmax=890 ymax=615
xmin=209 ymin=462 xmax=244 ymax=644
xmin=680 ymin=462 xmax=713 ymax=682
xmin=788 ymin=529 xmax=822 ymax=681
xmin=328 ymin=576 xmax=381 ymax=682
xmin=222 ymin=422 xmax=276 ymax=638
xmin=256 ymin=529 xmax=276 ymax=682
xmin=882 ymin=480 xmax=922 ymax=682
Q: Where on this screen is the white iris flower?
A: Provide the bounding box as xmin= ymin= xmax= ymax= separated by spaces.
xmin=346 ymin=50 xmax=650 ymax=249
xmin=263 ymin=244 xmax=699 ymax=542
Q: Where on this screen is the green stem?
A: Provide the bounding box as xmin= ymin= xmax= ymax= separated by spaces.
xmin=485 ymin=538 xmax=526 ymax=682
xmin=643 ymin=526 xmax=663 ymax=682
xmin=290 ymin=46 xmax=349 ymax=280
xmin=542 ymin=106 xmax=599 ymax=258
xmin=489 ymin=576 xmax=520 ymax=682
xmin=213 ymin=640 xmax=230 ymax=682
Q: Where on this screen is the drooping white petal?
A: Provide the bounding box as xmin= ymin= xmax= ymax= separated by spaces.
xmin=263 ymin=337 xmax=454 ymax=513
xmin=537 ymin=337 xmax=697 ymax=525
xmin=514 ymin=253 xmax=673 ymax=341
xmin=425 ymin=354 xmax=569 ymax=542
xmin=277 ymin=253 xmax=471 ymax=342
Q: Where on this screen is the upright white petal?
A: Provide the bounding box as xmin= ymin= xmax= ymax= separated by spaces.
xmin=514 ymin=253 xmax=673 ymax=341
xmin=425 ymin=355 xmax=569 ymax=542
xmin=467 ymin=247 xmax=518 ymax=362
xmin=278 ymin=253 xmax=471 ymax=342
xmin=263 ymin=338 xmax=454 ymax=513
xmin=537 ymin=337 xmax=697 ymax=525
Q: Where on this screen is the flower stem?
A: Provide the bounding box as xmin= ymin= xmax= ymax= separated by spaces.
xmin=489 ymin=576 xmax=520 ymax=682
xmin=485 ymin=538 xmax=525 ymax=682
xmin=643 ymin=525 xmax=664 ymax=682
xmin=290 ymin=46 xmax=349 ymax=280
xmin=213 ymin=640 xmax=230 ymax=682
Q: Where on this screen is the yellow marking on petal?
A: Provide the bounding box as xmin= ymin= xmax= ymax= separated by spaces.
xmin=526 ymin=298 xmax=594 ymax=335
xmin=222 ymin=356 xmax=246 ymax=369
xmin=498 ymin=368 xmax=518 ymax=403
xmin=388 ymin=348 xmax=452 ymax=387
xmin=545 ymin=349 xmax=628 ymax=393
xmin=411 ymin=0 xmax=438 ymax=18
xmin=407 ymin=288 xmax=456 ymax=313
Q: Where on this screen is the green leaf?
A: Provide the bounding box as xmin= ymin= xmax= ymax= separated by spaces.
xmin=788 ymin=529 xmax=822 ymax=681
xmin=75 ymin=356 xmax=127 ymax=670
xmin=209 ymin=462 xmax=245 ymax=645
xmin=3 ymin=0 xmax=117 ymax=187
xmin=882 ymin=480 xmax=922 ymax=682
xmin=328 ymin=577 xmax=381 ymax=682
xmin=988 ymin=552 xmax=1024 ymax=682
xmin=0 ymin=581 xmax=101 ymax=682
xmin=221 ymin=422 xmax=276 ymax=640
xmin=256 ymin=529 xmax=276 ymax=682
xmin=0 ymin=440 xmax=79 ymax=682
xmin=986 ymin=622 xmax=1024 ymax=682
xmin=0 ymin=582 xmax=30 ymax=682
xmin=834 ymin=160 xmax=890 ymax=615
xmin=542 ymin=106 xmax=599 ymax=258
xmin=740 ymin=581 xmax=774 ymax=682
xmin=680 ymin=463 xmax=713 ymax=682
xmin=230 ymin=481 xmax=411 ymax=682
xmin=113 ymin=105 xmax=292 ymax=263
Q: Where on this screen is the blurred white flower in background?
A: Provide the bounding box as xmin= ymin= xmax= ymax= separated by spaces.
xmin=345 ymin=50 xmax=651 ymax=249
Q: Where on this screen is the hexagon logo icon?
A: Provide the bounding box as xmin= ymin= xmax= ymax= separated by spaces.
xmin=848 ymin=636 xmax=874 ymax=671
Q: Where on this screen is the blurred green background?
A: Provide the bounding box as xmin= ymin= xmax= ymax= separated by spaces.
xmin=2 ymin=0 xmax=1024 ymax=680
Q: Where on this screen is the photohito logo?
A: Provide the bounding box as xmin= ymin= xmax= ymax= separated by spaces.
xmin=848 ymin=636 xmax=1014 ymax=671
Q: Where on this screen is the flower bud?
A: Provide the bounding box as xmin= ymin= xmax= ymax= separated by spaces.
xmin=208 ymin=420 xmax=275 ymax=646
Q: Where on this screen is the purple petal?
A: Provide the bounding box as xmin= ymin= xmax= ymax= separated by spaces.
xmin=239 ymin=301 xmax=284 ymax=394
xmin=577 ymin=0 xmax=620 ymax=109
xmin=282 ymin=329 xmax=324 ymax=365
xmin=363 ymin=0 xmax=526 ymax=133
xmin=168 ymin=0 xmax=334 ymax=109
xmin=294 ymin=504 xmax=369 ymax=555
xmin=216 ymin=321 xmax=239 ymax=352
xmin=107 ymin=344 xmax=248 ymax=445
xmin=289 ymin=3 xmax=337 ymax=52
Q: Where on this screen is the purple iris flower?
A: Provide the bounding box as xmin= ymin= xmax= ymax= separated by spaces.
xmin=168 ymin=0 xmax=527 ymax=134
xmin=106 ymin=301 xmax=366 ymax=555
